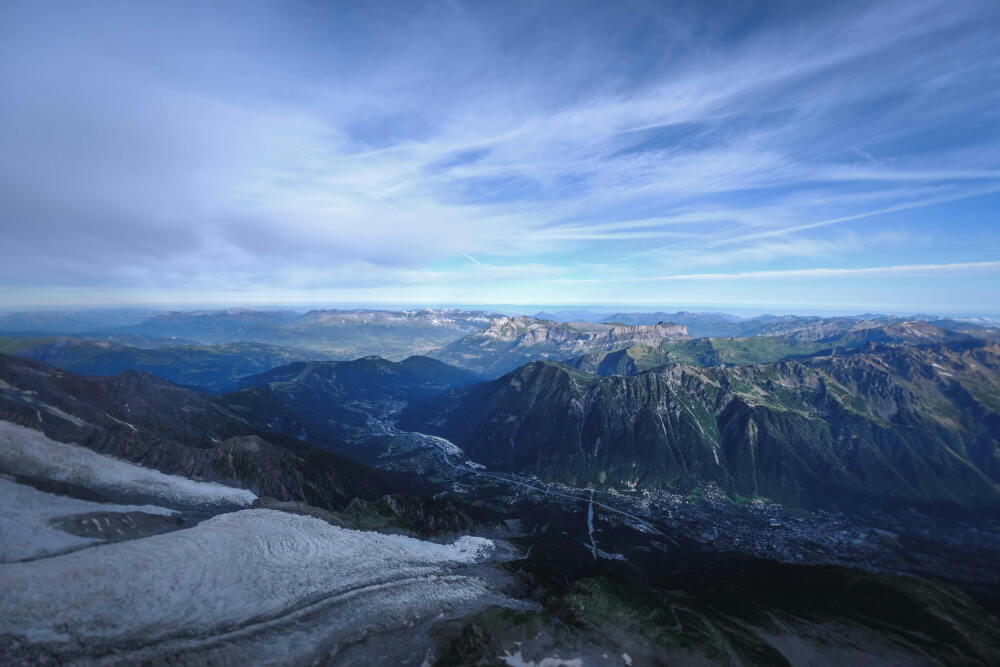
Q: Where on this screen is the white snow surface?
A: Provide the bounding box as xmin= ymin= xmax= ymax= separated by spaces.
xmin=0 ymin=509 xmax=496 ymax=648
xmin=0 ymin=477 xmax=176 ymax=562
xmin=0 ymin=420 xmax=256 ymax=507
xmin=500 ymin=651 xmax=583 ymax=667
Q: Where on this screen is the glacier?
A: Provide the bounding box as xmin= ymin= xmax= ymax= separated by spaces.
xmin=0 ymin=508 xmax=510 ymax=663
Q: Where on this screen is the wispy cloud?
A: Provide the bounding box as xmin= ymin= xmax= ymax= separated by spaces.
xmin=625 ymin=184 xmax=1000 ymax=261
xmin=557 ymin=261 xmax=1000 ymax=283
xmin=1 ymin=0 xmax=998 ymax=309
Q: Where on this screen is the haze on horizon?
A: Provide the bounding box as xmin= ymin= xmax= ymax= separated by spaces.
xmin=2 ymin=0 xmax=999 ymax=312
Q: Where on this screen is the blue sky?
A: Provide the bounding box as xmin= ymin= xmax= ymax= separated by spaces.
xmin=1 ymin=0 xmax=999 ymax=313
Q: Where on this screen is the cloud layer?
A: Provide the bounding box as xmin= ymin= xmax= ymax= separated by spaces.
xmin=2 ymin=0 xmax=998 ymax=311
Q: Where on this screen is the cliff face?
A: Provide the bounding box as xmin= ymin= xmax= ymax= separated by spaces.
xmin=432 ymin=316 xmax=690 ymax=377
xmin=401 ymin=342 xmax=1000 ymax=511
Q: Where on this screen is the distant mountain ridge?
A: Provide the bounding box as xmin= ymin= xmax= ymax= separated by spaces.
xmin=565 ymin=322 xmax=977 ymax=375
xmin=603 ymin=311 xmax=1000 ymax=339
xmin=428 ymin=315 xmax=985 ymax=378
xmin=3 ymin=308 xmax=997 ymax=361
xmin=0 ymin=337 xmax=320 ymax=393
xmin=119 ymin=307 xmax=500 ymax=359
xmin=431 ymin=315 xmax=690 ymax=376
xmin=0 ymin=309 xmax=158 ymax=333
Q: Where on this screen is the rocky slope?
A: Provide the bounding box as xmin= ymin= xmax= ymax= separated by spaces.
xmin=431 ymin=315 xmax=690 ymax=377
xmin=401 ymin=341 xmax=1000 ymax=511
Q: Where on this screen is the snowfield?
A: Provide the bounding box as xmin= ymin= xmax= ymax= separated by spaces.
xmin=0 ymin=420 xmax=256 ymax=507
xmin=0 ymin=477 xmax=177 ymax=562
xmin=0 ymin=509 xmax=502 ymax=662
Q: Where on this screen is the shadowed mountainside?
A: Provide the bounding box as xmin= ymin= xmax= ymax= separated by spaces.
xmin=402 ymin=340 xmax=1000 ymax=512
xmin=223 ymin=355 xmax=477 ymax=448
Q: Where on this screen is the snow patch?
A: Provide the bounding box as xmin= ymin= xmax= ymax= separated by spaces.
xmin=500 ymin=650 xmax=583 ymax=667
xmin=104 ymin=413 xmax=138 ymax=432
xmin=38 ymin=403 xmax=91 ymax=428
xmin=0 ymin=420 xmax=256 ymax=507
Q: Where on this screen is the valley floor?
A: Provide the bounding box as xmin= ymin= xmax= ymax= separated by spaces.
xmin=373 ymin=423 xmax=1000 ymax=600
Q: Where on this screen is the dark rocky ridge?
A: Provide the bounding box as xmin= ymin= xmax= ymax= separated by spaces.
xmin=0 ymin=354 xmax=411 ymax=510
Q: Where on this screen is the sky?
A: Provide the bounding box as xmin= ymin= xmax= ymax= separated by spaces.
xmin=2 ymin=0 xmax=999 ymax=313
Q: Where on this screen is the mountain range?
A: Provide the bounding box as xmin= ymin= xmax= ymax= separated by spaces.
xmin=2 ymin=312 xmax=1000 ymax=664
xmin=603 ymin=311 xmax=1000 ymax=339
xmin=402 ymin=339 xmax=1000 ymax=512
